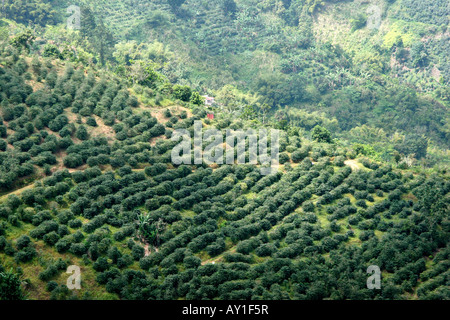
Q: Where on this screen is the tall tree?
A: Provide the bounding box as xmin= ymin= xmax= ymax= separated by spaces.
xmin=394 ymin=134 xmax=428 ymax=159
xmin=311 ymin=125 xmax=331 ymax=143
xmin=9 ymin=30 xmax=35 ymax=53
xmin=221 ymin=0 xmax=238 ymax=19
xmin=80 ymin=6 xmax=115 ymax=65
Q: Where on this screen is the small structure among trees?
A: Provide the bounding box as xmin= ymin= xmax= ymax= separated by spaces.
xmin=202 ymin=95 xmax=215 ymax=107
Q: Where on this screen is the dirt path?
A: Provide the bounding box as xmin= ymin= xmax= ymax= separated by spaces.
xmin=0 ymin=183 xmax=35 ymax=202
xmin=144 ymin=243 xmax=151 ymax=256
xmin=201 ymin=245 xmax=237 ymax=265
xmin=139 ymin=237 xmax=158 ymax=257
xmin=344 ymin=159 xmax=360 ymax=171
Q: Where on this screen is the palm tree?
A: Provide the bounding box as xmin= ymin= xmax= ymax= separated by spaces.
xmin=0 ymin=268 xmax=27 ymax=300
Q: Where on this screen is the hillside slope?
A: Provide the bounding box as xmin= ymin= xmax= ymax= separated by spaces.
xmin=0 ymin=45 xmax=448 ymax=300
xmin=62 ymin=0 xmax=450 ymax=165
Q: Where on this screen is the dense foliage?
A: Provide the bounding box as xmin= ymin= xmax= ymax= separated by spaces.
xmin=48 ymin=0 xmax=448 ymax=165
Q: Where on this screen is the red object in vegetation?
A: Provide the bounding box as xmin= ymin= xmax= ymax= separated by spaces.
xmin=207 ymin=114 xmax=214 ymax=119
